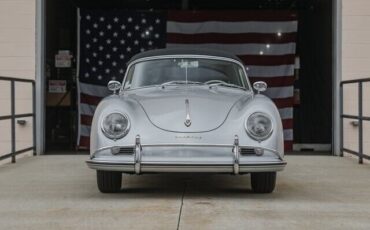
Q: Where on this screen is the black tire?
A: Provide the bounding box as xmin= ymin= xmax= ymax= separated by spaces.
xmin=251 ymin=172 xmax=276 ymax=193
xmin=97 ymin=170 xmax=122 ymax=193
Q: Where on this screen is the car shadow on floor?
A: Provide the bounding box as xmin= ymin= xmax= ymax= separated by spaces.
xmin=98 ymin=173 xmax=289 ymax=200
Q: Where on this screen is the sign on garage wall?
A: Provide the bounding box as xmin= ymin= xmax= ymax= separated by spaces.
xmin=48 ymin=80 xmax=67 ymax=93
xmin=55 ymin=50 xmax=73 ymax=68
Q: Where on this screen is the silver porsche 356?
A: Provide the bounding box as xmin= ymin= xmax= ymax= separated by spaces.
xmin=86 ymin=48 xmax=286 ymax=193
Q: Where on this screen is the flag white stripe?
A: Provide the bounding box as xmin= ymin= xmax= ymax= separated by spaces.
xmin=279 ymin=108 xmax=293 ymax=120
xmin=79 ymin=82 xmax=110 ymax=97
xmin=246 ymin=65 xmax=294 ymax=77
xmin=80 ymin=103 xmax=97 ymax=116
xmin=167 ymin=21 xmax=298 ymax=34
xmin=265 ymin=86 xmax=293 ymax=99
xmin=166 ymin=43 xmax=296 ymax=56
xmin=283 ymin=129 xmax=293 ymax=141
xmin=80 ymin=125 xmax=91 ymax=137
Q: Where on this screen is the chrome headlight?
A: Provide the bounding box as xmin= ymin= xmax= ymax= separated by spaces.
xmin=246 ymin=112 xmax=273 ymax=141
xmin=101 ymin=113 xmax=130 ymax=140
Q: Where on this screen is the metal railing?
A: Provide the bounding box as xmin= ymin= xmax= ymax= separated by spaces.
xmin=340 ymin=78 xmax=370 ymax=164
xmin=0 ymin=76 xmax=36 ymax=163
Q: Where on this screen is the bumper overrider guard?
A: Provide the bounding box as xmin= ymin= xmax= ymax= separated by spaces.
xmin=233 ymin=135 xmax=240 ymax=174
xmin=86 ymin=135 xmax=287 ymax=174
xmin=135 ymin=135 xmax=142 ymax=174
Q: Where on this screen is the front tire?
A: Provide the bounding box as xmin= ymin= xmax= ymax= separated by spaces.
xmin=251 ymin=172 xmax=276 ymax=193
xmin=97 ymin=170 xmax=122 ymax=193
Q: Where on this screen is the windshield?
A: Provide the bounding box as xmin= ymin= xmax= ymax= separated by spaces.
xmin=123 ymin=58 xmax=249 ymax=90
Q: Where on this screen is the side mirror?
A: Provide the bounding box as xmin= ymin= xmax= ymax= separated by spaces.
xmin=253 ymin=81 xmax=267 ymax=94
xmin=107 ymin=80 xmax=121 ymax=94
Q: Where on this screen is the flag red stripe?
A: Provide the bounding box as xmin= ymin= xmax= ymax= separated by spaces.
xmin=80 ymin=93 xmax=103 ymax=106
xmin=167 ymin=33 xmax=297 ymax=44
xmin=282 ymin=119 xmax=293 ymax=129
xmin=238 ymin=54 xmax=295 ymax=66
xmin=81 ymin=114 xmax=93 ymax=126
xmin=249 ymin=76 xmax=295 ymax=87
xmin=79 ymin=136 xmax=90 ymax=149
xmin=168 ymin=10 xmax=297 ymax=22
xmin=284 ymin=140 xmax=293 ymax=151
xmin=273 ymin=97 xmax=294 ymax=108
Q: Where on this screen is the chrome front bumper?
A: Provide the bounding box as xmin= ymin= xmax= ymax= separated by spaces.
xmin=86 ymin=135 xmax=286 ymax=174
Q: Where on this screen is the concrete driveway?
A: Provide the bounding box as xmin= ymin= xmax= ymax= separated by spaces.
xmin=0 ymin=155 xmax=370 ymax=230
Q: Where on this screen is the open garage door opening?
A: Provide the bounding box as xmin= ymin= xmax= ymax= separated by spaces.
xmin=44 ymin=0 xmax=333 ymax=153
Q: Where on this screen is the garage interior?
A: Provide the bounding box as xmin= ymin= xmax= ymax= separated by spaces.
xmin=44 ymin=0 xmax=333 ymax=153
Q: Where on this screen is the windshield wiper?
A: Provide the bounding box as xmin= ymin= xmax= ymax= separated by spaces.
xmin=161 ymin=80 xmax=204 ymax=88
xmin=208 ymin=82 xmax=245 ymax=90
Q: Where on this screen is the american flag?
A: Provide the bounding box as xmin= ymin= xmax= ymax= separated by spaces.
xmin=78 ymin=9 xmax=166 ymax=148
xmin=78 ymin=9 xmax=297 ymax=150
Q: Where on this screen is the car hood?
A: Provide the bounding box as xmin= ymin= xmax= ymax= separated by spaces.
xmin=127 ymin=86 xmax=251 ymax=133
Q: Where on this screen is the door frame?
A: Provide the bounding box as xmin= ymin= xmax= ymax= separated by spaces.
xmin=332 ymin=0 xmax=342 ymax=156
xmin=35 ymin=0 xmax=343 ymax=155
xmin=36 ymin=0 xmax=45 ymax=154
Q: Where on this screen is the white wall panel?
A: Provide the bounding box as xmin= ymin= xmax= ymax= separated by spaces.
xmin=342 ymin=0 xmax=370 ymax=156
xmin=0 ymin=0 xmax=36 ymax=163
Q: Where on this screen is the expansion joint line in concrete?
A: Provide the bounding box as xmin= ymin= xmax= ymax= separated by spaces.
xmin=176 ymin=181 xmax=187 ymax=230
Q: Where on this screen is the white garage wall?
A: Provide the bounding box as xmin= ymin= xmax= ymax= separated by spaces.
xmin=0 ymin=0 xmax=36 ymax=163
xmin=342 ymin=0 xmax=370 ymax=156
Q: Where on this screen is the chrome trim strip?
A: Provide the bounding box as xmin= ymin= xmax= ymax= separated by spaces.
xmin=143 ymin=143 xmax=234 ymax=147
xmin=86 ymin=161 xmax=287 ymax=173
xmin=90 ymin=145 xmax=135 ymax=159
xmin=92 ymin=144 xmax=282 ymax=159
xmin=184 ymin=99 xmax=192 ymax=127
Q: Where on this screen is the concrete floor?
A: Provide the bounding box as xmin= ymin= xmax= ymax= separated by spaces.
xmin=0 ymin=155 xmax=370 ymax=230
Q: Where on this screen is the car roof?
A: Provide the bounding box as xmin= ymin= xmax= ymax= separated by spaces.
xmin=128 ymin=48 xmax=243 ymax=64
